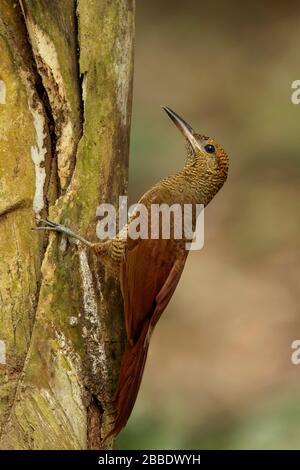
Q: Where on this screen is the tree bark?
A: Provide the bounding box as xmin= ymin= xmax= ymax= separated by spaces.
xmin=0 ymin=0 xmax=134 ymax=450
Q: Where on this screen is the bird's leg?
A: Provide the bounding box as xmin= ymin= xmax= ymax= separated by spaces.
xmin=33 ymin=219 xmax=122 ymax=278
xmin=32 ymin=218 xmax=94 ymax=248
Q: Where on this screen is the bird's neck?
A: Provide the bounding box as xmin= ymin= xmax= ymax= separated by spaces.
xmin=160 ymin=164 xmax=223 ymax=207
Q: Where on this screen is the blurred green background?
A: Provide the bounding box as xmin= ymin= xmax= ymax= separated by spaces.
xmin=118 ymin=0 xmax=300 ymax=449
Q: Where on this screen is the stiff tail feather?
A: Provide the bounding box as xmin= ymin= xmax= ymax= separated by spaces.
xmin=107 ymin=322 xmax=150 ymax=438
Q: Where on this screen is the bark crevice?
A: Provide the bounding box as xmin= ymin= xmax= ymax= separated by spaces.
xmin=0 ymin=0 xmax=135 ymax=450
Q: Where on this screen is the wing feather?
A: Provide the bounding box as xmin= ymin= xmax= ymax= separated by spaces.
xmin=109 ymin=236 xmax=187 ymax=437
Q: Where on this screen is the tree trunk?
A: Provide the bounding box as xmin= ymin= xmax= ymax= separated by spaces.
xmin=0 ymin=0 xmax=134 ymax=450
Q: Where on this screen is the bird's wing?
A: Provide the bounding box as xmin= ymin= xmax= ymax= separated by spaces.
xmin=110 ymin=237 xmax=187 ymax=437
xmin=109 ymin=185 xmax=189 ymax=437
xmin=120 ymin=235 xmax=187 ymax=344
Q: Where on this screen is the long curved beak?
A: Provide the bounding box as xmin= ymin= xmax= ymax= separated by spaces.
xmin=162 ymin=106 xmax=200 ymax=151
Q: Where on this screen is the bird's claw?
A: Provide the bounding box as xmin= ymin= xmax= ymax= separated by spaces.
xmin=32 ymin=218 xmax=65 ymax=233
xmin=32 ymin=218 xmax=94 ymax=248
xmin=35 ymin=217 xmax=58 ymax=228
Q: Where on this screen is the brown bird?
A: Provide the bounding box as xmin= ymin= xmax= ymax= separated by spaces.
xmin=35 ymin=107 xmax=229 ymax=437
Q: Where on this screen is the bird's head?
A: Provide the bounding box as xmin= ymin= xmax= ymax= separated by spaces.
xmin=163 ymin=106 xmax=229 ymax=191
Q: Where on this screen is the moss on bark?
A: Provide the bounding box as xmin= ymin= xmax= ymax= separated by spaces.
xmin=0 ymin=0 xmax=134 ymax=450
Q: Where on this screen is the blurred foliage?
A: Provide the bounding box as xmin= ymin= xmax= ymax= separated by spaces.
xmin=119 ymin=387 xmax=300 ymax=449
xmin=120 ymin=0 xmax=300 ymax=449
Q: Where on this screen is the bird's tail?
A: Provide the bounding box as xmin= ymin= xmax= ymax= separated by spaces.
xmin=108 ymin=321 xmax=150 ymax=438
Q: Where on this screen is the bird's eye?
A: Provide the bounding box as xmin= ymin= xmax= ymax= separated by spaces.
xmin=204 ymin=144 xmax=215 ymax=154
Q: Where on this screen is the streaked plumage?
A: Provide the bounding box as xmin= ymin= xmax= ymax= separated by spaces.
xmin=95 ymin=107 xmax=229 ymax=437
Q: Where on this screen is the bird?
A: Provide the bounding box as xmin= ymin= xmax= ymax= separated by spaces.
xmin=35 ymin=106 xmax=229 ymax=438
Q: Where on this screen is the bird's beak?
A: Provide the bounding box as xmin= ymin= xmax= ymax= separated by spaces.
xmin=162 ymin=106 xmax=200 ymax=152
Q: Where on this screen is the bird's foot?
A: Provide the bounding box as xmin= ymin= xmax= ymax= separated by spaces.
xmin=32 ymin=218 xmax=94 ymax=248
